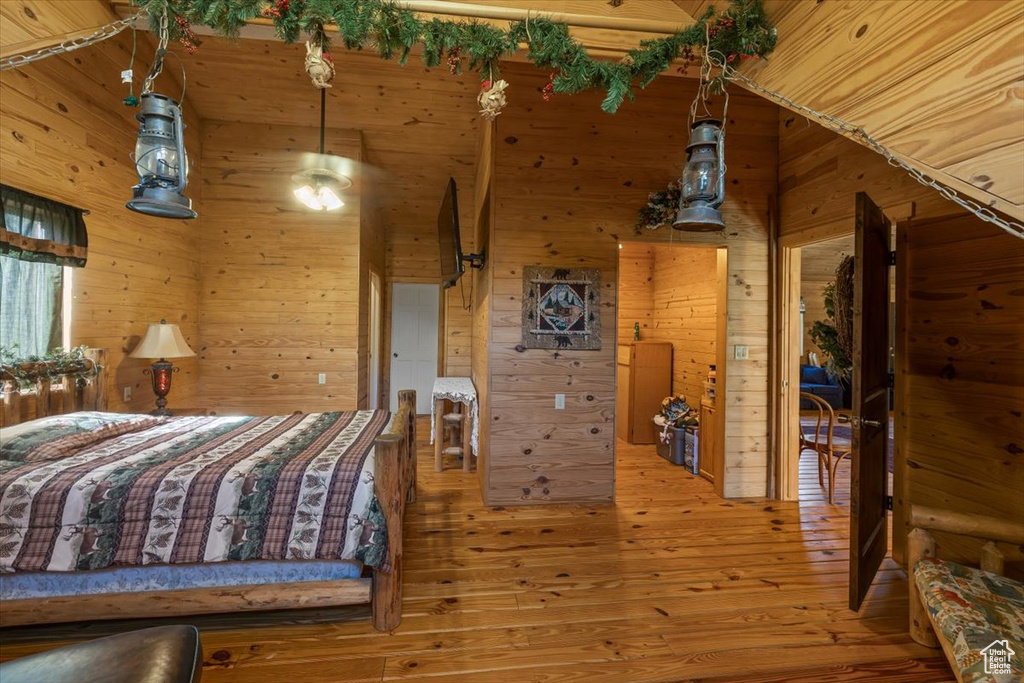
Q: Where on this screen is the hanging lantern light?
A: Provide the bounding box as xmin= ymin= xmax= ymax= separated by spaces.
xmin=126 ymin=92 xmax=196 ymax=219
xmin=673 ymin=118 xmax=725 ymax=231
xmin=673 ymin=28 xmax=728 ymax=233
xmin=125 ymin=10 xmax=196 ymax=220
xmin=293 ymin=88 xmax=351 ymax=211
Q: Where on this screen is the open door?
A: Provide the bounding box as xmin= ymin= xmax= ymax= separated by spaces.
xmin=849 ymin=192 xmax=893 ymax=611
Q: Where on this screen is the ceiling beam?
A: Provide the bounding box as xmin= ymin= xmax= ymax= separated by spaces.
xmin=1 ymin=0 xmax=119 ymax=61
xmin=108 ymin=1 xmax=697 ymax=60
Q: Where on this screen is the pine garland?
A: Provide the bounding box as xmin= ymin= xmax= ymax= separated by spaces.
xmin=139 ymin=0 xmax=776 ymax=113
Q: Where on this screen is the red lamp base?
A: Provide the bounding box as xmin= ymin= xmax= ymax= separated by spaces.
xmin=143 ymin=358 xmax=178 ymax=416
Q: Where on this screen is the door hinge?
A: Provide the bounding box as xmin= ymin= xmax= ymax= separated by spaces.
xmin=888 ymin=250 xmax=897 ymax=267
xmin=885 ymin=495 xmax=893 ymax=511
xmin=887 ymin=372 xmax=895 ymax=389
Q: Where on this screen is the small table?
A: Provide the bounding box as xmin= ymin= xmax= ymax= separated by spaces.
xmin=430 ymin=377 xmax=479 ymax=472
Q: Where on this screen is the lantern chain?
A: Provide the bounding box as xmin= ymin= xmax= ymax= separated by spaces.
xmin=0 ymin=12 xmax=146 ymax=72
xmin=709 ymin=53 xmax=1024 ymax=241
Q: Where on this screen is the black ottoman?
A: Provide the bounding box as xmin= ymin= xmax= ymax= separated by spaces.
xmin=0 ymin=625 xmax=202 ymax=683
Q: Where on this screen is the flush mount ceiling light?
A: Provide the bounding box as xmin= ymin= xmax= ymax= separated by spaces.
xmin=294 ymin=89 xmax=351 ymax=211
xmin=125 ymin=11 xmax=196 ymax=220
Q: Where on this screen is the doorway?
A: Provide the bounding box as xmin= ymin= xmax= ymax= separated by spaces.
xmin=389 ymin=282 xmax=440 ymax=414
xmin=615 ymin=243 xmax=727 ymax=494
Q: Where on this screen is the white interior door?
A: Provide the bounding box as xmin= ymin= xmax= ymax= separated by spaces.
xmin=369 ymin=271 xmax=382 ymax=409
xmin=390 ymin=283 xmax=439 ymax=414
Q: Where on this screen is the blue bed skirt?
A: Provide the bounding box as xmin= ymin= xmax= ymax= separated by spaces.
xmin=0 ymin=560 xmax=363 ymax=600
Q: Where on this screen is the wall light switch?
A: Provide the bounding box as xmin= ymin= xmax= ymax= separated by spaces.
xmin=555 ymin=393 xmax=566 ymax=410
xmin=734 ymin=345 xmax=750 ymax=360
xmin=318 ymin=373 xmax=327 ymax=385
xmin=123 ymin=386 xmax=132 ymax=402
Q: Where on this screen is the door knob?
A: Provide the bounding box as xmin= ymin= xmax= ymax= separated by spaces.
xmin=850 ymin=416 xmax=883 ymax=429
xmin=393 ymin=353 xmax=398 ymax=358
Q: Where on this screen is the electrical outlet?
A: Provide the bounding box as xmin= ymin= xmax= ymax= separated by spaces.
xmin=734 ymin=345 xmax=750 ymax=360
xmin=123 ymin=386 xmax=132 ymax=402
xmin=555 ymin=393 xmax=566 ymax=410
xmin=318 ymin=373 xmax=327 ymax=385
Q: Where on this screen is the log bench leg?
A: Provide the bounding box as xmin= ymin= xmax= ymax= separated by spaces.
xmin=907 ymin=528 xmax=939 ymax=648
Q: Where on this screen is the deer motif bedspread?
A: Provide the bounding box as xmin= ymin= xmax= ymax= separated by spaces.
xmin=0 ymin=410 xmax=391 ymax=573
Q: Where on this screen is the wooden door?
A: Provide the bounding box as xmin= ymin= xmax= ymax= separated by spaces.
xmin=849 ymin=192 xmax=892 ymax=611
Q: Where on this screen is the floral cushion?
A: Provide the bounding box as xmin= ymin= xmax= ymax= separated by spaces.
xmin=914 ymin=557 xmax=1024 ymax=683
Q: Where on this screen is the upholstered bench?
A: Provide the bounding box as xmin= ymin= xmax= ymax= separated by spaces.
xmin=0 ymin=624 xmax=202 ymax=683
xmin=914 ymin=558 xmax=1023 ymax=682
xmin=908 ymin=505 xmax=1024 ymax=683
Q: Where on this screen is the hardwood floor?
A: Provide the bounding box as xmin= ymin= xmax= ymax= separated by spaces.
xmin=0 ymin=418 xmax=953 ymax=682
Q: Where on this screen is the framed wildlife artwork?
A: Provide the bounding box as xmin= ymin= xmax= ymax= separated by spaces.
xmin=521 ymin=266 xmax=602 ymax=350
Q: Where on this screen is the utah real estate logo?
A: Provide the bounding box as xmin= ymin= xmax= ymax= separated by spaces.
xmin=980 ymin=639 xmax=1015 ymax=676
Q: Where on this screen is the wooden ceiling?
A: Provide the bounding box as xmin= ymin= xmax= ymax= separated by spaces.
xmin=676 ymin=0 xmax=1024 ymax=222
xmin=3 ymin=0 xmax=1021 ymax=227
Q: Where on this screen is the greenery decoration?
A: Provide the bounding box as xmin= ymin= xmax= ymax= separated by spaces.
xmin=137 ymin=0 xmax=777 ymax=113
xmin=635 ymin=180 xmax=681 ymax=232
xmin=0 ymin=345 xmax=101 ymax=390
xmin=810 ymin=255 xmax=854 ymax=379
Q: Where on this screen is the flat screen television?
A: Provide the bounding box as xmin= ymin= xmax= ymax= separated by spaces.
xmin=438 ymin=177 xmax=463 ymax=289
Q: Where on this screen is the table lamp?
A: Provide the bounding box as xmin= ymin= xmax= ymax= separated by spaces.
xmin=130 ymin=320 xmax=195 ymax=416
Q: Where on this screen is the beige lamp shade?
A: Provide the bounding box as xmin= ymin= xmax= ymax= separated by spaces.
xmin=130 ymin=321 xmax=196 ymax=360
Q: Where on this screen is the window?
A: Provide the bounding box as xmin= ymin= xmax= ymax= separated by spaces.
xmin=0 ymin=184 xmax=87 ymax=357
xmin=0 ymin=256 xmax=72 ymax=356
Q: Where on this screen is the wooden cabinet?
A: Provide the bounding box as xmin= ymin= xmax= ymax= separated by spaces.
xmin=616 ymin=342 xmax=672 ymax=444
xmin=699 ymin=399 xmax=719 ymax=483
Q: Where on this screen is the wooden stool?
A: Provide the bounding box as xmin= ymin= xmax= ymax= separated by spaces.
xmin=433 ymin=398 xmax=472 ymax=472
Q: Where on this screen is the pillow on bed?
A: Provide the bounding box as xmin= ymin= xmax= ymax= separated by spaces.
xmin=0 ymin=412 xmax=163 ymax=463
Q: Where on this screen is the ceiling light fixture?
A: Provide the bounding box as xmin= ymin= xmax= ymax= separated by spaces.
xmin=294 ymin=89 xmax=350 ymax=211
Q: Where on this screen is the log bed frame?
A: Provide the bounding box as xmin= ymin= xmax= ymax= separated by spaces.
xmin=0 ymin=350 xmax=416 ymax=633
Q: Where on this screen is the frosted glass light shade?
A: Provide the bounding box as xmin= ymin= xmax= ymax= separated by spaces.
xmin=130 ymin=321 xmax=195 ymax=360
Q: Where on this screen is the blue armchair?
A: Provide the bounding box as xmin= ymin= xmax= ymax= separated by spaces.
xmin=799 ymin=365 xmax=843 ymax=410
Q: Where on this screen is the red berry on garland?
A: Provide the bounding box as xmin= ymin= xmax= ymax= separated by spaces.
xmin=481 ymin=79 xmax=491 ymax=90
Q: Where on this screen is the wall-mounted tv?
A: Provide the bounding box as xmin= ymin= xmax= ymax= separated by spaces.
xmin=438 ymin=178 xmax=463 ymax=289
xmin=438 ymin=177 xmax=484 ymax=289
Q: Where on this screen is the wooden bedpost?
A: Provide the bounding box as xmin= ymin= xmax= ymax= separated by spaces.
xmin=85 ymin=348 xmax=108 ymax=411
xmin=907 ymin=527 xmax=939 ymax=648
xmin=372 ymin=389 xmax=415 ymax=632
xmin=399 ymin=389 xmax=417 ymax=504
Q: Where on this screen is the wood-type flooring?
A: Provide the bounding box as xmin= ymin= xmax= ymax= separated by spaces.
xmin=0 ymin=418 xmax=953 ymax=682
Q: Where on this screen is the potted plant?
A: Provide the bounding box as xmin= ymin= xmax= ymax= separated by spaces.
xmin=809 ymin=256 xmax=854 ymax=406
xmin=652 ymin=394 xmax=699 ymax=473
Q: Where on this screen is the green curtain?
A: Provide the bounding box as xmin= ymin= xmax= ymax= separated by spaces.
xmin=0 ymin=254 xmax=62 ymax=357
xmin=0 ymin=184 xmax=88 ymax=267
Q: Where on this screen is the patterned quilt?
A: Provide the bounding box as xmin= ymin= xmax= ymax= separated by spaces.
xmin=0 ymin=410 xmax=392 ymax=573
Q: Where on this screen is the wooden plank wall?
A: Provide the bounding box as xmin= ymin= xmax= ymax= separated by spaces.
xmin=649 ymin=245 xmax=718 ymax=406
xmin=198 ymin=121 xmax=363 ymax=414
xmin=800 ymin=236 xmax=853 ymax=361
xmin=900 ymin=215 xmax=1024 ymax=567
xmin=0 ymin=31 xmax=202 ymax=413
xmin=482 ymin=63 xmax=777 ymax=503
xmin=616 ymin=243 xmax=655 ymax=345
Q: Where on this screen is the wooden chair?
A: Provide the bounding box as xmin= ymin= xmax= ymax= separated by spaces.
xmin=799 ymin=391 xmax=851 ymax=504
